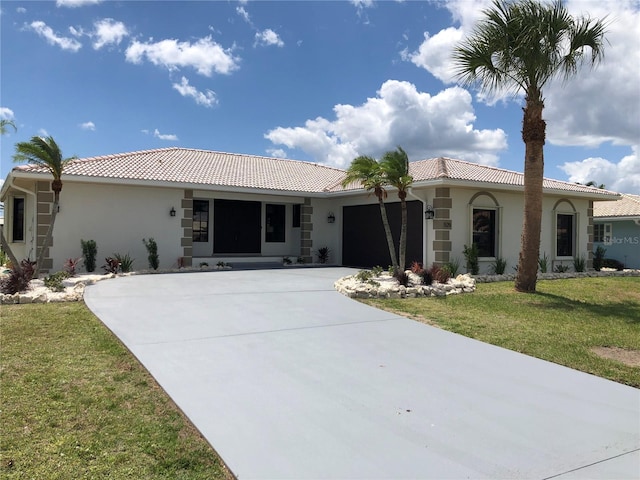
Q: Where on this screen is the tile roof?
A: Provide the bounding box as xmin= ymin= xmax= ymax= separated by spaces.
xmin=13 ymin=147 xmax=346 ymax=194
xmin=331 ymin=156 xmax=619 ymax=196
xmin=594 ymin=194 xmax=640 ymax=218
xmin=11 ymin=148 xmax=618 ymax=198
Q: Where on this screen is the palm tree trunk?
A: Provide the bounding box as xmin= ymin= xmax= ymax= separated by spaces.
xmin=515 ymin=95 xmax=545 ymax=293
xmin=399 ymin=198 xmax=408 ymax=271
xmin=0 ymin=229 xmax=22 ymax=274
xmin=378 ymin=197 xmax=399 ymax=271
xmin=35 ymin=194 xmax=59 ymax=276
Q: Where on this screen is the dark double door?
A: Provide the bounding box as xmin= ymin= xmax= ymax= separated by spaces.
xmin=213 ymin=199 xmax=261 ymax=254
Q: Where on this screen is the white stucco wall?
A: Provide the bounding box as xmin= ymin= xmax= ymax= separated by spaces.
xmin=50 ymin=182 xmax=184 ymax=272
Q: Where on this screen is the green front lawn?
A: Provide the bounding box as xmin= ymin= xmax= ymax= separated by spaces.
xmin=1 ymin=303 xmax=232 ymax=479
xmin=363 ymin=277 xmax=640 ymax=388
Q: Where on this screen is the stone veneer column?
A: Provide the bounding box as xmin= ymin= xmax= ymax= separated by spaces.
xmin=36 ymin=181 xmax=54 ymax=273
xmin=300 ymin=198 xmax=313 ymax=263
xmin=587 ymin=200 xmax=594 ymax=270
xmin=432 ymin=187 xmax=452 ymax=266
xmin=180 ymin=190 xmax=193 ymax=267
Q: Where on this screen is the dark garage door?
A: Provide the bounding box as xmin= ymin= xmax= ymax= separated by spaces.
xmin=342 ymin=201 xmax=423 ymax=268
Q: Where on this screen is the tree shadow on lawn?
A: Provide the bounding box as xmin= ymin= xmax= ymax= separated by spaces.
xmin=531 ymin=291 xmax=640 ymax=324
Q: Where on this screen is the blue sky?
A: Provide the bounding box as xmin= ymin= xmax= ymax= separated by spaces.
xmin=1 ymin=0 xmax=639 ymax=194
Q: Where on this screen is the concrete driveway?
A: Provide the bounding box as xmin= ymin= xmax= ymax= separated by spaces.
xmin=84 ymin=267 xmax=640 ymax=479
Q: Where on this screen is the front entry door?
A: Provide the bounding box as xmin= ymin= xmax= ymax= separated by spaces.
xmin=213 ymin=199 xmax=261 ymax=254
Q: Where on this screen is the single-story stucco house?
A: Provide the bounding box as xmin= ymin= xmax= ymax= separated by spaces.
xmin=593 ymin=193 xmax=640 ymax=269
xmin=0 ymin=147 xmax=620 ymax=275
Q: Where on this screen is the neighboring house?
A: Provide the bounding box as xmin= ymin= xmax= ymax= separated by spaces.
xmin=0 ymin=147 xmax=619 ymax=274
xmin=593 ymin=194 xmax=640 ymax=269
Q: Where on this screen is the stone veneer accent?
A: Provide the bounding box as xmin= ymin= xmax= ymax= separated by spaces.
xmin=36 ymin=181 xmax=54 ymax=273
xmin=181 ymin=190 xmax=193 ymax=267
xmin=587 ymin=201 xmax=594 ymax=270
xmin=432 ymin=187 xmax=452 ymax=265
xmin=300 ymin=198 xmax=313 ymax=263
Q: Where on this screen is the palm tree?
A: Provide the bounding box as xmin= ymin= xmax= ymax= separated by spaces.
xmin=453 ymin=0 xmax=607 ymax=292
xmin=380 ymin=146 xmax=413 ymax=271
xmin=342 ymin=155 xmax=399 ymax=272
xmin=0 ymin=119 xmax=17 ymax=135
xmin=13 ymin=136 xmax=75 ymax=275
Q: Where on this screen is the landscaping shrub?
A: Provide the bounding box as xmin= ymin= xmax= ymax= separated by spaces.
xmin=602 ymin=258 xmax=624 ymax=271
xmin=573 ymin=255 xmax=586 ymax=272
xmin=463 ymin=244 xmax=479 ymax=275
xmin=420 ymin=269 xmax=434 ymax=286
xmin=410 ymin=261 xmax=424 ymax=274
xmin=444 ymin=257 xmax=460 ymax=277
xmin=371 ymin=265 xmax=383 ymax=276
xmin=593 ymin=245 xmax=606 ymax=271
xmin=393 ymin=269 xmax=410 ymax=287
xmin=538 ymin=252 xmax=549 ymax=273
xmin=102 ymin=257 xmax=120 ymax=274
xmin=0 ymin=259 xmax=36 ymax=294
xmin=428 ymin=263 xmax=450 ymax=284
xmin=554 ymin=264 xmax=570 ymax=273
xmin=63 ymin=257 xmax=81 ymax=276
xmin=491 ymin=257 xmax=507 ymax=275
xmin=114 ymin=253 xmax=134 ymax=273
xmin=316 ymin=246 xmax=330 ymax=264
xmin=44 ymin=271 xmax=70 ymax=292
xmin=81 ymin=239 xmax=97 ymax=273
xmin=0 ymin=249 xmax=8 ymax=267
xmin=142 ymin=238 xmax=159 ymax=270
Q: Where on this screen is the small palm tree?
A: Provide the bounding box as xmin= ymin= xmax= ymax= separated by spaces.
xmin=380 ymin=146 xmax=413 ymax=271
xmin=453 ymin=0 xmax=607 ymax=292
xmin=0 ymin=119 xmax=17 ymax=135
xmin=13 ymin=136 xmax=76 ymax=275
xmin=342 ymin=155 xmax=399 ymax=272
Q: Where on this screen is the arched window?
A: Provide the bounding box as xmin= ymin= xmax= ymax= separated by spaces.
xmin=553 ymin=200 xmax=577 ymax=258
xmin=469 ymin=192 xmax=500 ymax=258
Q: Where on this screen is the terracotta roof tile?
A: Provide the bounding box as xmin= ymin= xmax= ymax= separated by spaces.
xmin=594 ymin=194 xmax=640 ymax=218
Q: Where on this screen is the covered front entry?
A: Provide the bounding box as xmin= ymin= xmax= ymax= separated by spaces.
xmin=342 ymin=201 xmax=423 ymax=268
xmin=213 ymin=199 xmax=261 ymax=254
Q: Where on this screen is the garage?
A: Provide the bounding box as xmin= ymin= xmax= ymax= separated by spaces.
xmin=342 ymin=201 xmax=423 ymax=268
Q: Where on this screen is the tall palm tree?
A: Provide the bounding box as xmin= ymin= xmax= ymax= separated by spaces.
xmin=342 ymin=155 xmax=399 ymax=272
xmin=380 ymin=146 xmax=413 ymax=271
xmin=13 ymin=136 xmax=75 ymax=275
xmin=453 ymin=0 xmax=607 ymax=292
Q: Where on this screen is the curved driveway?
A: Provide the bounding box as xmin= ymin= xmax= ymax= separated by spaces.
xmin=84 ymin=267 xmax=640 ymax=479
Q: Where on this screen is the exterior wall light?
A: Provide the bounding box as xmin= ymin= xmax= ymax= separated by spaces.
xmin=170 ymin=207 xmax=176 ymax=217
xmin=327 ymin=212 xmax=336 ymax=223
xmin=424 ymin=205 xmax=435 ymax=220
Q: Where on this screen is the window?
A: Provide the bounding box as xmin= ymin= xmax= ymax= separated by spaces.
xmin=472 ymin=208 xmax=496 ymax=257
xmin=594 ymin=223 xmax=611 ymax=244
xmin=556 ymin=213 xmax=575 ymax=257
xmin=266 ymin=204 xmax=285 ymax=242
xmin=12 ymin=197 xmax=25 ymax=242
xmin=292 ymin=204 xmax=301 ymax=228
xmin=193 ymin=200 xmax=209 ymax=242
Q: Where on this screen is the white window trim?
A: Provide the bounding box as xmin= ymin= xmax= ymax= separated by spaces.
xmin=468 ymin=204 xmax=502 ymax=260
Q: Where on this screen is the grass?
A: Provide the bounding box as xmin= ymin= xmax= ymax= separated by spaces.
xmin=363 ymin=277 xmax=640 ymax=388
xmin=1 ymin=302 xmax=233 ymax=479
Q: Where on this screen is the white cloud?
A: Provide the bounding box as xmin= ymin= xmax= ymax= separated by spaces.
xmin=267 ymin=148 xmax=288 ymax=159
xmin=79 ymin=121 xmax=95 ymax=131
xmin=254 ymin=29 xmax=284 ymax=48
xmin=16 ymin=7 xmax=27 ymax=13
xmin=172 ymin=76 xmax=217 ymax=108
xmin=28 ymin=20 xmax=82 ymax=52
xmin=56 ymin=0 xmax=102 ymax=7
xmin=38 ymin=128 xmax=49 ymax=137
xmin=0 ymin=107 xmax=15 ymax=120
xmin=236 ymin=6 xmax=252 ymax=25
xmin=559 ymin=147 xmax=640 ymax=194
xmin=125 ymin=36 xmax=239 ymax=77
xmin=404 ymin=27 xmax=463 ymax=84
xmin=92 ymin=18 xmax=128 ymax=50
xmin=265 ymin=80 xmax=506 ymax=169
xmin=153 ymin=129 xmax=178 ymax=141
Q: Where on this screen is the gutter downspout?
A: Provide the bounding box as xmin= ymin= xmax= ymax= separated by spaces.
xmin=4 ymin=176 xmax=37 ymax=261
xmin=407 ymin=187 xmax=427 ymax=267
